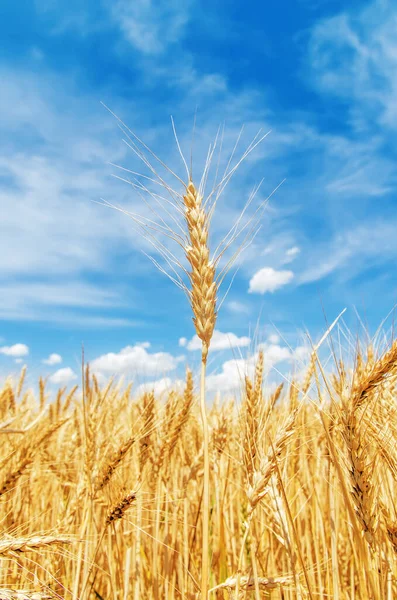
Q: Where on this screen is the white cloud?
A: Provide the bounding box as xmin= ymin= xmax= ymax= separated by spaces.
xmin=42 ymin=353 xmax=62 ymax=366
xmin=111 ymin=0 xmax=190 ymax=55
xmin=248 ymin=267 xmax=294 ymax=294
xmin=179 ymin=337 xmax=187 ymax=347
xmin=135 ymin=377 xmax=184 ymax=397
xmin=206 ymin=356 xmax=252 ymax=393
xmin=137 ymin=342 xmax=151 ymax=349
xmin=0 ymin=67 xmax=155 ymax=283
xmin=49 ymin=367 xmax=78 ymax=385
xmin=206 ymin=342 xmax=306 ymax=393
xmin=258 ymin=342 xmax=292 ymax=365
xmin=0 ymin=69 xmax=160 ymax=327
xmin=294 ymin=345 xmax=311 ymax=362
xmin=206 ymin=347 xmax=281 ymax=393
xmin=0 ymin=343 xmax=29 ymax=357
xmin=185 ymin=330 xmax=250 ymax=352
xmin=14 ymin=358 xmax=24 ymax=364
xmin=90 ymin=344 xmax=181 ymax=378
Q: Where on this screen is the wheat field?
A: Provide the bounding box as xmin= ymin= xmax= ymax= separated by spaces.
xmin=0 ymin=342 xmax=397 ymax=599
xmin=1 ymin=121 xmax=397 ymax=600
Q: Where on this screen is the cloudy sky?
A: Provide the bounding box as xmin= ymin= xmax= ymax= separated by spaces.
xmin=1 ymin=0 xmax=396 ymax=396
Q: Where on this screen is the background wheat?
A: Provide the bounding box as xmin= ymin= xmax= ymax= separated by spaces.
xmin=0 ymin=345 xmax=396 ymax=599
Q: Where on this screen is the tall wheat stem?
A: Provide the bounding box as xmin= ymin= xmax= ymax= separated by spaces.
xmin=183 ymin=179 xmax=214 ymax=599
xmin=102 ymin=117 xmax=270 ymax=596
xmin=183 ymin=182 xmax=216 ymax=350
xmin=200 ymin=353 xmax=210 ymax=600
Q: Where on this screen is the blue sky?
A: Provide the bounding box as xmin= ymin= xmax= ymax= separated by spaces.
xmin=1 ymin=0 xmax=397 ymax=396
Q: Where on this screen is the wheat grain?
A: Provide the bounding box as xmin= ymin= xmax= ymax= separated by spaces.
xmin=106 ymin=491 xmax=136 ymax=525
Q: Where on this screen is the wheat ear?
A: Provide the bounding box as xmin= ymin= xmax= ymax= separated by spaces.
xmin=234 ymin=408 xmax=297 ymax=599
xmin=0 ymin=591 xmax=55 ymax=600
xmin=106 ymin=491 xmax=136 ymax=525
xmin=0 ymin=535 xmax=73 ymax=555
xmin=247 ymin=409 xmax=297 ymax=513
xmin=209 ymin=575 xmax=293 ymax=594
xmin=341 ymin=341 xmax=397 ymax=548
xmin=243 ymin=350 xmax=264 ymax=484
xmin=183 ymin=180 xmax=217 ymax=363
xmin=95 ymin=436 xmax=135 ymax=492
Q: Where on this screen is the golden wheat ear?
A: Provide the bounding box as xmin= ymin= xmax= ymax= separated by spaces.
xmin=0 ymin=590 xmax=57 ymax=600
xmin=183 ymin=180 xmax=217 ymax=363
xmin=106 ymin=491 xmax=136 ymax=525
xmin=0 ymin=535 xmax=74 ymax=556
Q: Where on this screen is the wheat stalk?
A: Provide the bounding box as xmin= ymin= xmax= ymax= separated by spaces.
xmin=182 ymin=179 xmax=217 ymax=599
xmin=97 ymin=110 xmax=276 ymax=598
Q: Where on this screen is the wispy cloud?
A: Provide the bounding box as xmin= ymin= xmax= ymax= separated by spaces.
xmin=307 ymin=1 xmax=397 ymax=131
xmin=0 ymin=281 xmax=125 ymax=309
xmin=0 ymin=312 xmax=138 ymax=328
xmin=111 ymin=0 xmax=191 ymax=55
xmin=282 ymin=246 xmax=300 ymax=264
xmin=299 ymin=219 xmax=397 ymax=285
xmin=0 ymin=280 xmax=138 ymax=326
